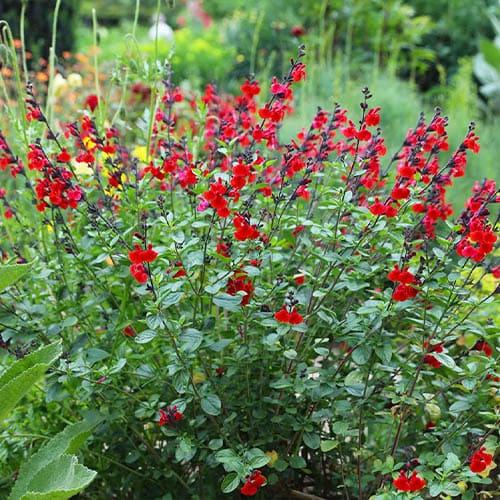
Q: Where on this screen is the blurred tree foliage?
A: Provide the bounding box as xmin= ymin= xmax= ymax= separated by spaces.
xmin=0 ymin=0 xmax=79 ymax=63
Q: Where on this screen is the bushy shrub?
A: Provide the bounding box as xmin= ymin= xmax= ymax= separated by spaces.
xmin=141 ymin=26 xmax=236 ymax=85
xmin=0 ymin=44 xmax=498 ymax=499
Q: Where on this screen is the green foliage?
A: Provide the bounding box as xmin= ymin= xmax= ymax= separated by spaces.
xmin=141 ymin=27 xmax=236 ymax=84
xmin=0 ymin=263 xmax=32 ymax=293
xmin=9 ymin=419 xmax=100 ymax=500
xmin=0 ymin=341 xmax=62 ymax=422
xmin=474 ymin=13 xmax=500 ymax=114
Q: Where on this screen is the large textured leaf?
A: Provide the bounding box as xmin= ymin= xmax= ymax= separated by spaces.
xmin=479 ymin=38 xmax=500 ymax=71
xmin=473 ymin=54 xmax=499 ymax=85
xmin=0 ymin=342 xmax=62 ymax=422
xmin=9 ymin=418 xmax=100 ymax=500
xmin=0 ymin=263 xmax=32 ymax=293
xmin=0 ymin=341 xmax=62 ymax=391
xmin=18 ymin=455 xmax=96 ymax=500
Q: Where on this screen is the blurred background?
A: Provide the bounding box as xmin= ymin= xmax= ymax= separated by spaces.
xmin=0 ymin=0 xmax=499 ymax=207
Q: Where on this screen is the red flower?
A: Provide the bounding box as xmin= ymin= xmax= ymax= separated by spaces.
xmin=129 ymin=263 xmax=148 ymax=284
xmin=463 ymin=132 xmax=480 ymax=153
xmin=292 ymin=225 xmax=305 ymax=237
xmin=365 ymin=107 xmax=381 ymax=127
xmin=473 ymin=340 xmax=493 ymax=357
xmin=233 ymin=214 xmax=260 ymax=241
xmin=387 ymin=265 xmax=416 ymax=285
xmin=492 ymin=265 xmax=500 ymax=279
xmin=291 ymin=62 xmax=306 ymax=82
xmin=158 ymin=405 xmax=184 ymax=427
xmin=128 ymin=244 xmax=158 ymax=265
xmin=56 ymin=149 xmax=71 ymax=163
xmin=85 ymin=94 xmax=99 ymax=112
xmin=294 ymin=274 xmax=305 ymax=285
xmin=240 ymin=470 xmax=266 ymax=496
xmin=470 ymin=447 xmax=493 ymax=473
xmin=423 ymin=354 xmax=442 ymax=369
xmin=392 ymin=283 xmax=418 ymax=301
xmin=123 ymin=326 xmax=136 ymax=337
xmin=216 ymin=241 xmax=231 ymax=258
xmin=274 ymin=306 xmax=303 ymax=325
xmin=240 ymin=80 xmax=260 ymax=99
xmin=393 ymin=470 xmax=426 ymax=492
xmin=290 ymin=25 xmax=306 ymax=37
xmin=226 ymin=272 xmax=254 ymax=306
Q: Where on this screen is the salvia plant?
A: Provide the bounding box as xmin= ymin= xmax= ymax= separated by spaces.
xmin=0 ymin=37 xmax=498 ymax=499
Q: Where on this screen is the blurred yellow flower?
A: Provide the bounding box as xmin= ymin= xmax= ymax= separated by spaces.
xmin=265 ymin=450 xmax=279 ymax=466
xmin=67 ymin=72 xmax=83 ymax=88
xmin=53 ymin=73 xmax=68 ymax=97
xmin=192 ymin=371 xmax=206 ymax=384
xmin=133 ymin=146 xmax=148 ymax=163
xmin=83 ymin=136 xmax=97 ymax=151
xmin=74 ymin=162 xmax=93 ymax=176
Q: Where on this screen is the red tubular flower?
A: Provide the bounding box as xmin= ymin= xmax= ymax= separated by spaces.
xmin=56 ymin=149 xmax=71 ymax=163
xmin=492 ymin=265 xmax=500 ymax=279
xmin=226 ymin=272 xmax=254 ymax=306
xmin=393 ymin=470 xmax=426 ymax=492
xmin=85 ymin=94 xmax=99 ymax=112
xmin=274 ymin=306 xmax=303 ymax=325
xmin=392 ymin=283 xmax=418 ymax=302
xmin=123 ymin=326 xmax=136 ymax=337
xmin=233 ymin=214 xmax=260 ymax=241
xmin=365 ymin=106 xmax=381 ymax=127
xmin=291 ymin=62 xmax=306 ymax=82
xmin=423 ymin=354 xmax=442 ymax=369
xmin=290 ymin=25 xmax=306 ymax=37
xmin=158 ymin=405 xmax=184 ymax=427
xmin=128 ymin=244 xmax=158 ymax=283
xmin=240 ymin=79 xmax=260 ymax=99
xmin=463 ymin=132 xmax=480 ymax=153
xmin=473 ymin=340 xmax=493 ymax=357
xmin=368 ymin=198 xmax=386 ymax=216
xmin=294 ymin=274 xmax=305 ymax=285
xmin=130 ymin=263 xmax=148 ymax=284
xmin=240 ymin=470 xmax=266 ymax=496
xmin=470 ymin=447 xmax=493 ymax=473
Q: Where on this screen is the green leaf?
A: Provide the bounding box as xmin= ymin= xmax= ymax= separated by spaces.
xmin=449 ymin=400 xmax=471 ymax=414
xmin=0 ymin=263 xmax=32 ymax=293
xmin=245 ymin=449 xmax=270 ymax=468
xmin=352 ymin=346 xmax=372 ymax=365
xmin=429 ymin=483 xmax=443 ymax=497
xmin=10 ymin=418 xmax=100 ymax=500
xmin=442 ymin=453 xmax=461 ymax=473
xmin=0 ymin=342 xmax=62 ymax=422
xmin=289 ymin=456 xmax=306 ymax=469
xmin=303 ymin=432 xmax=320 ymax=450
xmin=320 ymin=440 xmax=338 ymax=452
xmin=221 ymin=472 xmax=239 ymax=493
xmin=17 ymin=455 xmax=96 ymax=500
xmin=135 ymin=330 xmax=157 ymax=344
xmin=208 ymin=439 xmax=223 ymax=450
xmin=201 ymin=394 xmax=221 ymax=415
xmin=433 ymin=353 xmax=457 ymax=370
xmin=162 ymin=292 xmax=182 ymax=308
xmin=180 ymin=329 xmax=203 ymax=353
xmin=442 ymin=482 xmax=462 ymax=496
xmin=213 ymin=293 xmax=242 ymax=312
xmin=215 ymin=449 xmax=239 ymax=464
xmin=0 ymin=342 xmax=62 ymax=393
